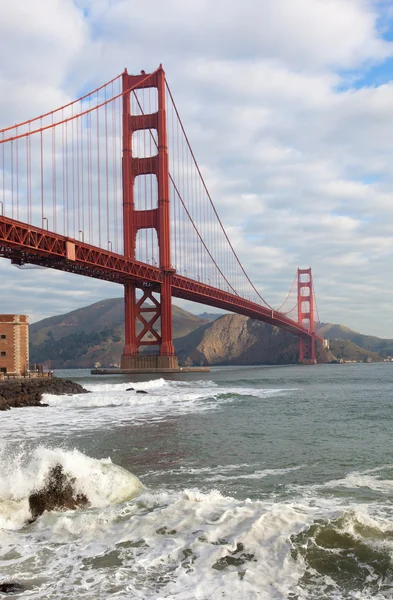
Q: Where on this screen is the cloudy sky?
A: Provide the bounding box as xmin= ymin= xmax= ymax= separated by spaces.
xmin=1 ymin=0 xmax=393 ymax=337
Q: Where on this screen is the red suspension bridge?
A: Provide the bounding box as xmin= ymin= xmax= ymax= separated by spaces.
xmin=0 ymin=66 xmax=321 ymax=369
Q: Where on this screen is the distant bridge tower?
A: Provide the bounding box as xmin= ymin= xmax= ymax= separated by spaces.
xmin=297 ymin=268 xmax=316 ymax=364
xmin=121 ymin=67 xmax=178 ymax=370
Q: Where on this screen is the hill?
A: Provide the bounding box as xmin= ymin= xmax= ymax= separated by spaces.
xmin=29 ymin=299 xmax=208 ymax=369
xmin=328 ymin=339 xmax=382 ymax=363
xmin=196 ymin=312 xmax=224 ymax=322
xmin=175 ymin=314 xmax=333 ymax=366
xmin=29 ymin=299 xmax=388 ymax=369
xmin=317 ymin=323 xmax=393 ymax=358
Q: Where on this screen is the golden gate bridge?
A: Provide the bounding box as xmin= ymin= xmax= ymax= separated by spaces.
xmin=0 ymin=66 xmax=321 ymax=370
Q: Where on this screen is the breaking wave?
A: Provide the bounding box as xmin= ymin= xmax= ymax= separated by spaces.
xmin=0 ymin=445 xmax=143 ymax=530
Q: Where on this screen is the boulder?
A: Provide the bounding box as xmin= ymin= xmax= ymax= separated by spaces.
xmin=28 ymin=464 xmax=89 ymax=522
xmin=0 ymin=583 xmax=24 ymax=594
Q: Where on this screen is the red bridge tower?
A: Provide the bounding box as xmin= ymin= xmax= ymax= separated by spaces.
xmin=121 ymin=67 xmax=178 ymax=370
xmin=297 ymin=268 xmax=316 ymax=364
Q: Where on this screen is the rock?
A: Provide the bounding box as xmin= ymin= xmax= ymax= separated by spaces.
xmin=0 ymin=378 xmax=88 ymax=410
xmin=211 ymin=542 xmax=256 ymax=571
xmin=28 ymin=464 xmax=89 ymax=522
xmin=136 ymin=390 xmax=148 ymax=394
xmin=0 ymin=582 xmax=24 ymax=594
xmin=175 ymin=314 xmax=334 ymax=366
xmin=126 ymin=387 xmax=134 ymax=391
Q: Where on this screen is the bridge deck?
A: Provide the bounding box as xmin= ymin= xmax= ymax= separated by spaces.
xmin=0 ymin=215 xmax=319 ymax=341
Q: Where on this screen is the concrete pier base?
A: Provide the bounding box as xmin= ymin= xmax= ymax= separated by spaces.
xmin=91 ymin=353 xmax=210 ymax=374
xmin=299 ymin=359 xmax=317 ymax=365
xmin=120 ymin=354 xmax=179 ymax=370
xmin=91 ymin=366 xmax=210 ymax=375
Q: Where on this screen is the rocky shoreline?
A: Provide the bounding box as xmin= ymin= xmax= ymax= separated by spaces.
xmin=0 ymin=378 xmax=88 ymax=411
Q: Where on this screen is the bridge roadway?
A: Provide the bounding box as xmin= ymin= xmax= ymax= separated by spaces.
xmin=0 ymin=215 xmax=318 ymax=341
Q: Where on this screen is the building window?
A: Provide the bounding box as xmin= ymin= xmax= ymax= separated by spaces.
xmin=0 ymin=351 xmax=6 ymax=356
xmin=0 ymin=367 xmax=6 ymax=373
xmin=0 ymin=335 xmax=5 ymax=339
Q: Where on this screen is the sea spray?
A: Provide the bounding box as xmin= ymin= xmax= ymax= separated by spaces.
xmin=0 ymin=445 xmax=144 ymax=529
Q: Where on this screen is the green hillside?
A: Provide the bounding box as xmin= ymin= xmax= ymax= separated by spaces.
xmin=30 ymin=299 xmax=208 ymax=368
xmin=328 ymin=339 xmax=382 ymax=363
xmin=317 ymin=323 xmax=393 ymax=358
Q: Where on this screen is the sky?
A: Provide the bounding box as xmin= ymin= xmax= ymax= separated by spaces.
xmin=1 ymin=0 xmax=393 ymax=337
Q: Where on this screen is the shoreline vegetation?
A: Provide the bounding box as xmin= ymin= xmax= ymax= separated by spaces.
xmin=0 ymin=378 xmax=87 ymax=411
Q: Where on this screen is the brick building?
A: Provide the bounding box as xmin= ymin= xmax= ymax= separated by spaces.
xmin=0 ymin=315 xmax=29 ymax=376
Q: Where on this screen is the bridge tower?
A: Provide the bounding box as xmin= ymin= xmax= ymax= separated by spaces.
xmin=121 ymin=67 xmax=178 ymax=370
xmin=297 ymin=268 xmax=316 ymax=365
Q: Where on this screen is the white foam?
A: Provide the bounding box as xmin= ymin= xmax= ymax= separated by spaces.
xmin=226 ymin=387 xmax=298 ymax=398
xmin=0 ymin=378 xmax=298 ymax=442
xmin=1 ymin=460 xmax=392 ymax=599
xmin=84 ymin=377 xmax=169 ymax=393
xmin=145 ymin=462 xmax=305 ymax=483
xmin=317 ymin=466 xmax=393 ymax=495
xmin=1 ymin=486 xmax=312 ymax=598
xmin=205 ymin=465 xmax=305 ymax=483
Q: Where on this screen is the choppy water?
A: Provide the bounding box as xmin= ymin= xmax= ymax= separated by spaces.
xmin=1 ymin=363 xmax=393 ymax=599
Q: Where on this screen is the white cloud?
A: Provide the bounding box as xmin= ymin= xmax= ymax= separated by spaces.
xmin=88 ymin=0 xmax=391 ymax=70
xmin=0 ymin=0 xmax=87 ymax=124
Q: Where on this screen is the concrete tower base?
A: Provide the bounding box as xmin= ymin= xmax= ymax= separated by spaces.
xmin=120 ymin=354 xmax=179 ymax=370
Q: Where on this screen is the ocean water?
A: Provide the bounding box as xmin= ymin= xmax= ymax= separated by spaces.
xmin=1 ymin=362 xmax=393 ymax=599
